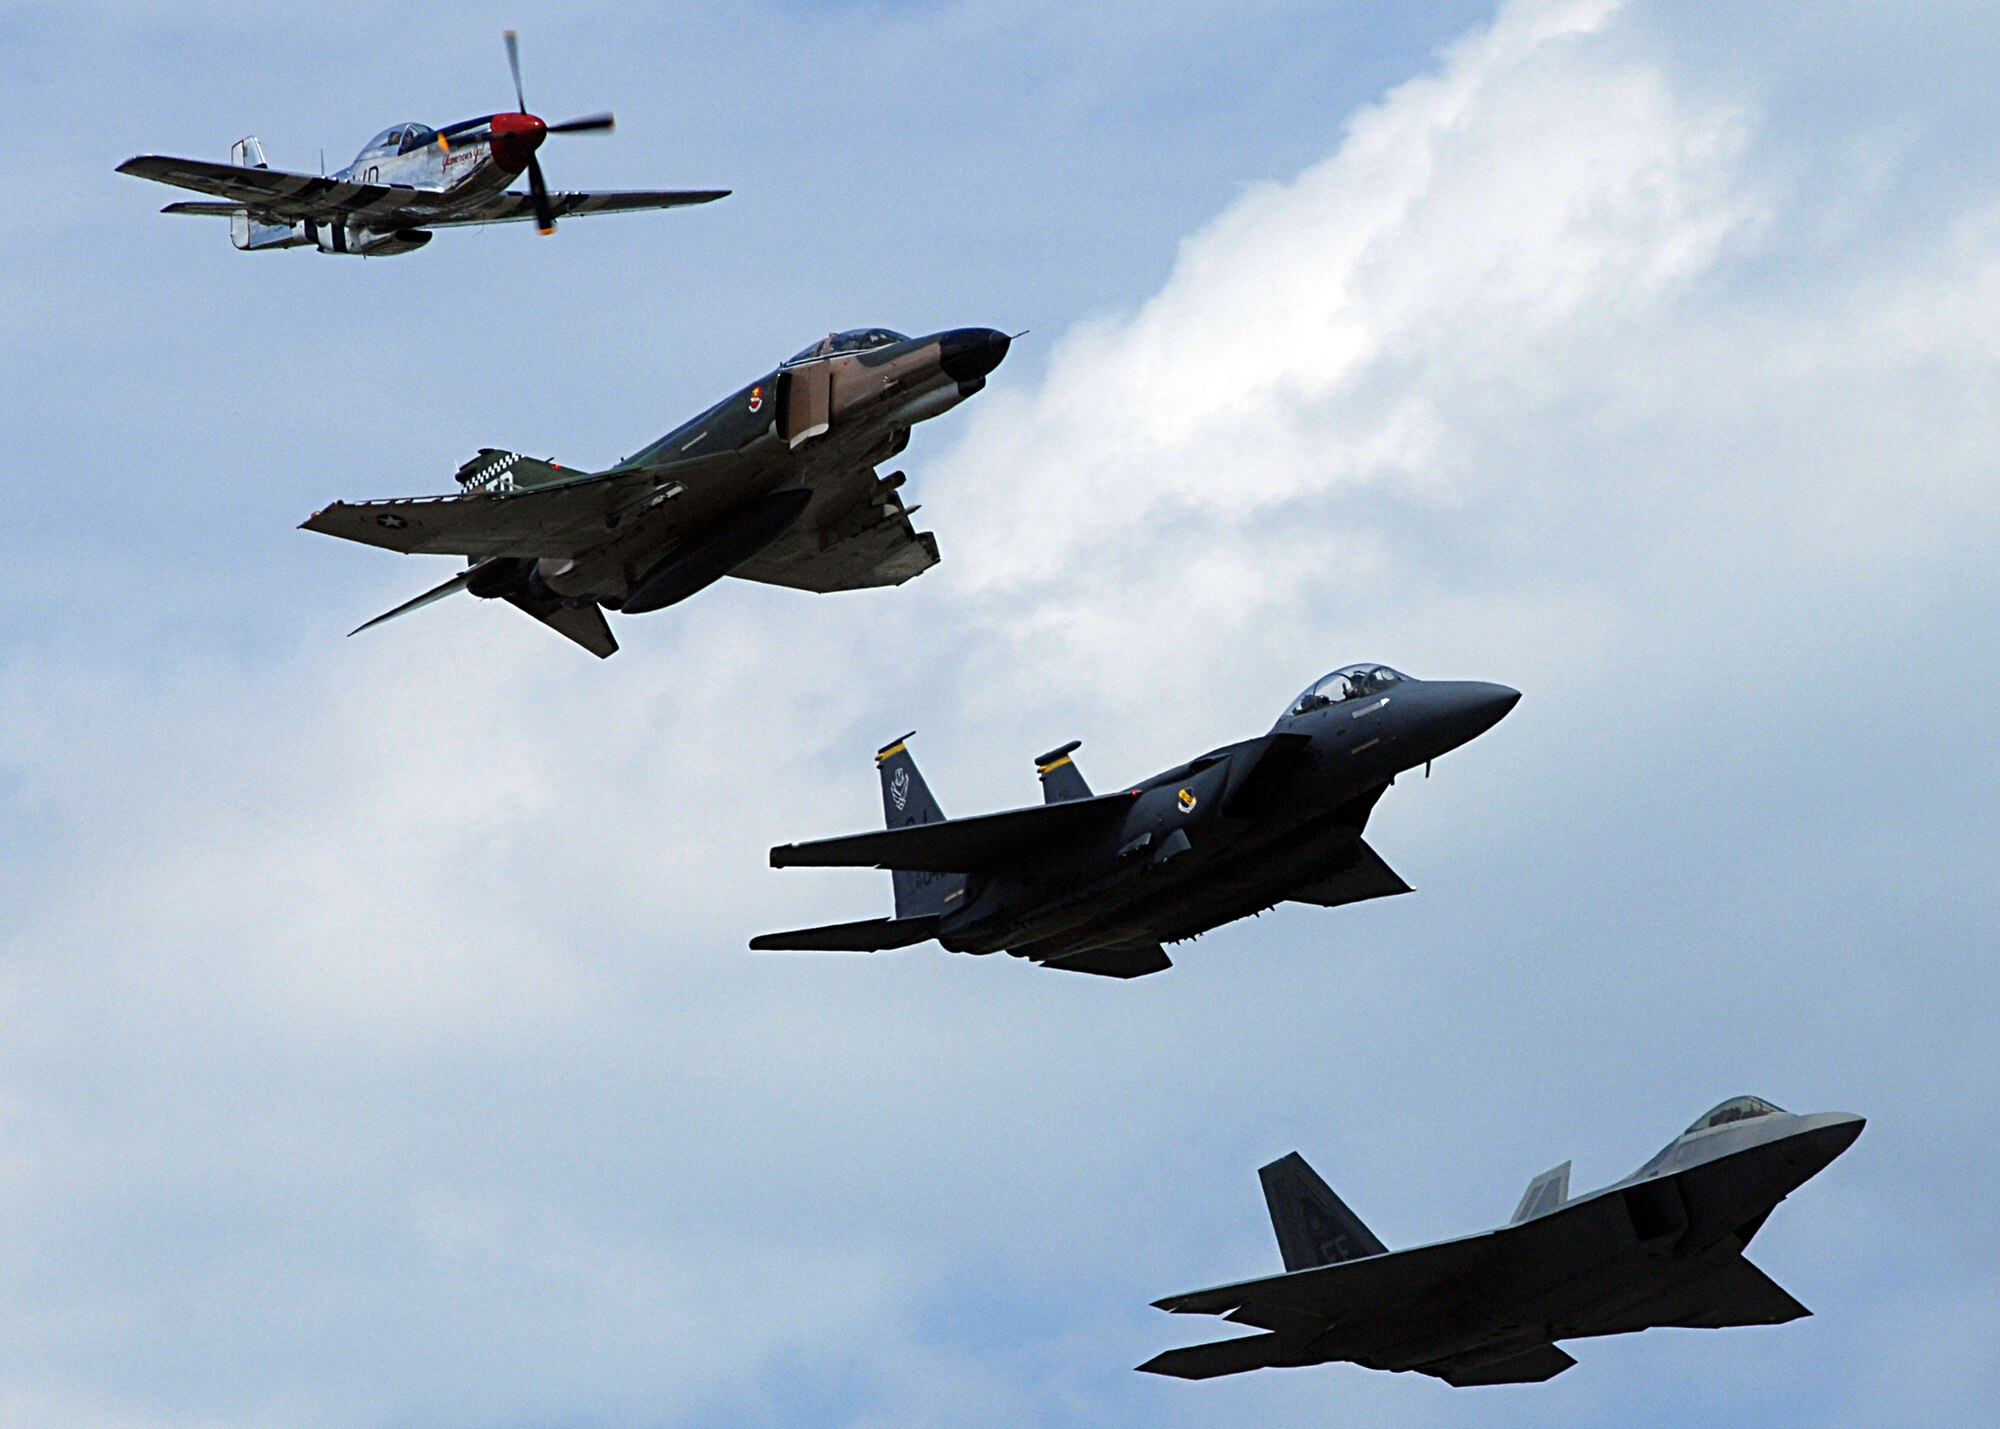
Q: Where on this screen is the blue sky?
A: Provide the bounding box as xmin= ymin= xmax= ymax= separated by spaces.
xmin=3 ymin=2 xmax=1999 ymax=1425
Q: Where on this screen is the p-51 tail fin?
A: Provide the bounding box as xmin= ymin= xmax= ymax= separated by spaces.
xmin=875 ymin=736 xmax=968 ymax=918
xmin=227 ymin=137 xmax=301 ymax=251
xmin=1260 ymin=1151 xmax=1387 ymax=1271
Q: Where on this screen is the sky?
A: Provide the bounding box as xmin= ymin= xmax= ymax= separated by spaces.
xmin=3 ymin=1 xmax=1999 ymax=1425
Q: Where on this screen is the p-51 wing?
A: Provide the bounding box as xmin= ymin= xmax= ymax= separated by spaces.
xmin=425 ymin=188 xmax=729 ymax=227
xmin=119 ymin=155 xmax=431 ymax=225
xmin=119 ymin=155 xmax=728 ymax=230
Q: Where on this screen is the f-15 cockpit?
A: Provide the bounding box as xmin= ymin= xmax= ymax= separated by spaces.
xmin=786 ymin=329 xmax=910 ymax=365
xmin=1286 ymin=665 xmax=1408 ymax=717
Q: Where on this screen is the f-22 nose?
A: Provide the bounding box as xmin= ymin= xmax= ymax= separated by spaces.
xmin=938 ymin=328 xmax=1012 ymax=383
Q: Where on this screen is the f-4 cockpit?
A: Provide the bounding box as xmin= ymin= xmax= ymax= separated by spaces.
xmin=1286 ymin=665 xmax=1408 ymax=717
xmin=786 ymin=329 xmax=910 ymax=365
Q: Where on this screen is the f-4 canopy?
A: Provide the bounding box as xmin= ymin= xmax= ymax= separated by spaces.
xmin=1287 ymin=664 xmax=1407 ymax=718
xmin=786 ymin=328 xmax=909 ymax=364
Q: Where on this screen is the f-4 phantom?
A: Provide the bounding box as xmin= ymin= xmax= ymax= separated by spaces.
xmin=1141 ymin=1097 xmax=1864 ymax=1386
xmin=304 ymin=325 xmax=1011 ymax=656
xmin=753 ymin=665 xmax=1518 ymax=977
xmin=116 ymin=33 xmax=725 ymax=255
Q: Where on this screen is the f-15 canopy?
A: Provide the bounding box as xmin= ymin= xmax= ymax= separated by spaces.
xmin=1287 ymin=664 xmax=1407 ymax=717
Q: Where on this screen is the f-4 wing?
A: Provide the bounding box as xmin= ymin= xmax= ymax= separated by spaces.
xmin=770 ymin=792 xmax=1132 ymax=873
xmin=730 ymin=491 xmax=939 ymax=593
xmin=302 ymin=451 xmax=748 ymax=559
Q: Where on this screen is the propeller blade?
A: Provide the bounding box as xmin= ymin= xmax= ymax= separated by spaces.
xmin=350 ymin=567 xmax=480 ymax=637
xmin=504 ymin=28 xmax=527 ymax=112
xmin=526 ymin=152 xmax=556 ymax=235
xmin=547 ymin=112 xmax=615 ymax=135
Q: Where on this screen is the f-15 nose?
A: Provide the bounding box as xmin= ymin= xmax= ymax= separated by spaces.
xmin=1424 ymin=681 xmax=1521 ymax=755
xmin=938 ymin=328 xmax=1012 ymax=382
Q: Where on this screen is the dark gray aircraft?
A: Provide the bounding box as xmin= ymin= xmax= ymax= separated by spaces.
xmin=304 ymin=326 xmax=1010 ymax=656
xmin=1141 ymin=1097 xmax=1864 ymax=1386
xmin=753 ymin=665 xmax=1518 ymax=977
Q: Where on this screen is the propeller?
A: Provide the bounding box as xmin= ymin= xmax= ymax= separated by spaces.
xmin=478 ymin=29 xmax=617 ymax=236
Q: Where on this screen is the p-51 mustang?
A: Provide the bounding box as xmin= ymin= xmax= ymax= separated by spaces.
xmin=754 ymin=664 xmax=1519 ymax=977
xmin=303 ymin=325 xmax=1013 ymax=656
xmin=116 ymin=33 xmax=725 ymax=255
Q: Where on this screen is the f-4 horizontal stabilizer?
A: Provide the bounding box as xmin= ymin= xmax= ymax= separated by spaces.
xmin=749 ymin=915 xmax=941 ymax=953
xmin=1035 ymin=942 xmax=1171 ymax=978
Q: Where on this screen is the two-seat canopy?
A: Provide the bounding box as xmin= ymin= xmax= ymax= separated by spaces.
xmin=1286 ymin=664 xmax=1407 ymax=717
xmin=786 ymin=328 xmax=909 ymax=365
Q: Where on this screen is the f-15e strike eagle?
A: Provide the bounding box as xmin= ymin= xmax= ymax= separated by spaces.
xmin=302 ymin=324 xmax=1011 ymax=657
xmin=117 ymin=32 xmax=725 ymax=255
xmin=1142 ymin=1097 xmax=1863 ymax=1386
xmin=754 ymin=665 xmax=1519 ymax=976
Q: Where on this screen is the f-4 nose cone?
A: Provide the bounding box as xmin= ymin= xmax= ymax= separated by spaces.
xmin=938 ymin=328 xmax=1012 ymax=383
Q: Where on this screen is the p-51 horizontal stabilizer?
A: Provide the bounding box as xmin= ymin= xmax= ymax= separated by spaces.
xmin=749 ymin=915 xmax=941 ymax=953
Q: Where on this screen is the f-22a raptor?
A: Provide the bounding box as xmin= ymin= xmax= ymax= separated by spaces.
xmin=1142 ymin=1097 xmax=1864 ymax=1386
xmin=754 ymin=665 xmax=1519 ymax=977
xmin=303 ymin=325 xmax=1011 ymax=657
xmin=117 ymin=32 xmax=725 ymax=255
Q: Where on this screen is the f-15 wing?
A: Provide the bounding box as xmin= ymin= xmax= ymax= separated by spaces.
xmin=770 ymin=792 xmax=1134 ymax=873
xmin=424 ymin=188 xmax=729 ymax=226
